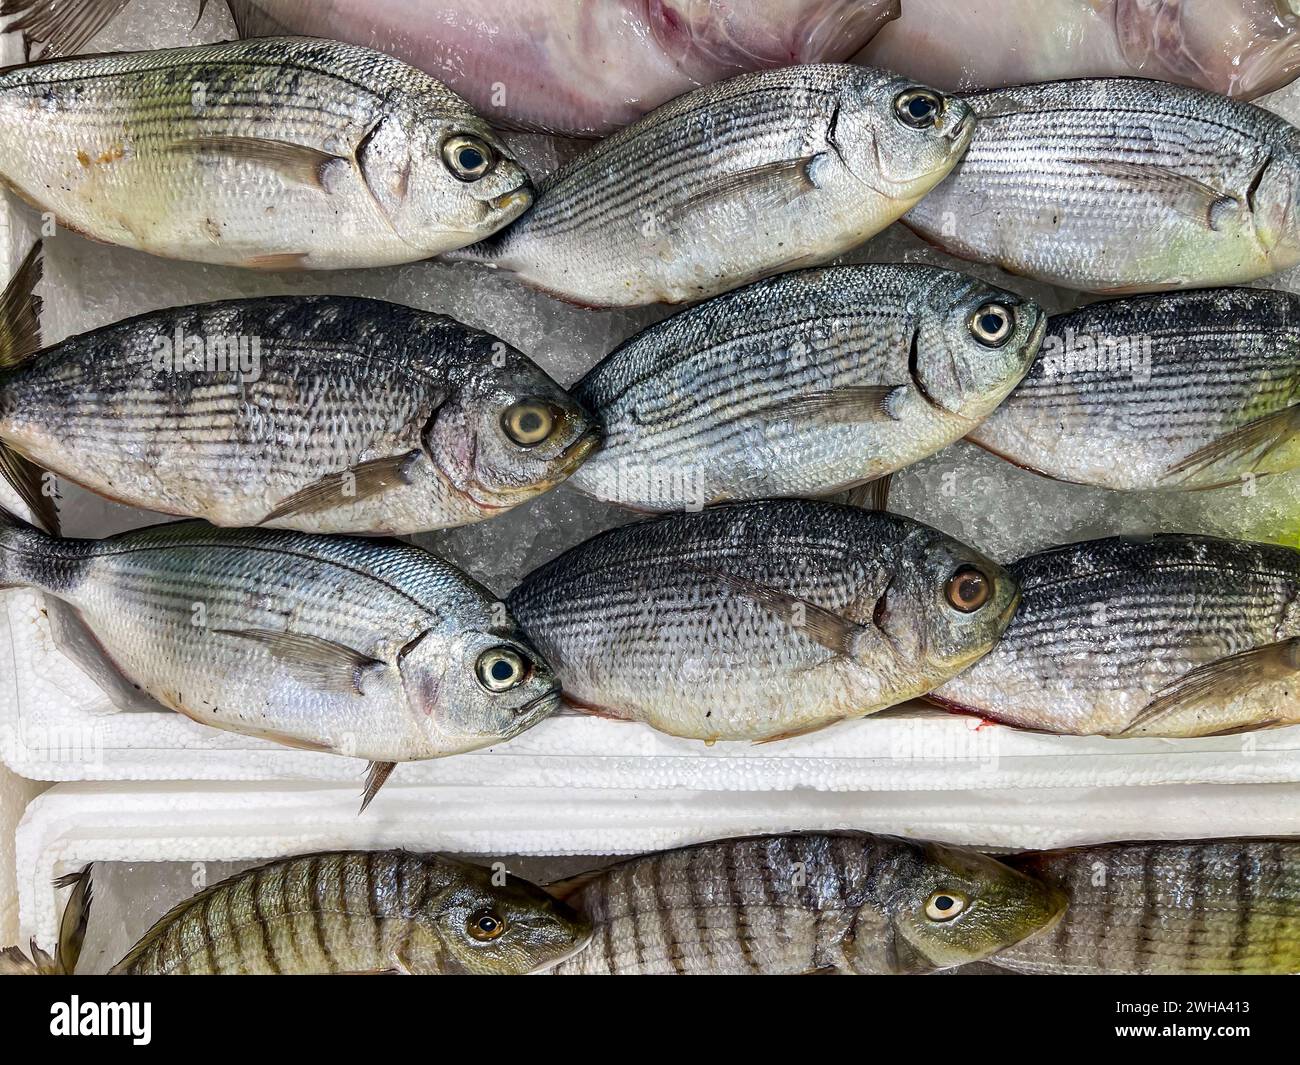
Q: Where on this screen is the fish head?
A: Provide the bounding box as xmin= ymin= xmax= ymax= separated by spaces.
xmin=1247 ymin=140 xmax=1300 ymax=265
xmin=851 ymin=840 xmax=1066 ymax=973
xmin=398 ymin=623 xmax=562 ymax=754
xmin=832 ymin=68 xmax=974 ymax=202
xmin=912 ymin=275 xmax=1047 ymax=418
xmin=421 ymin=860 xmax=593 ymax=975
xmin=881 ymin=527 xmax=1020 ymax=672
xmin=427 ymin=338 xmax=602 ymax=512
xmin=358 ymin=108 xmax=533 ymax=253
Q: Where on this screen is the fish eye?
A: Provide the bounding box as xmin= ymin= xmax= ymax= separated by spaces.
xmin=969 ymin=302 xmax=1014 ymax=347
xmin=502 ymin=400 xmax=556 ymax=447
xmin=924 ymin=890 xmax=968 ymax=922
xmin=442 ymin=135 xmax=495 ymax=181
xmin=476 ymin=647 xmax=528 ymax=692
xmin=945 ymin=566 xmax=992 ymax=613
xmin=894 ymin=88 xmax=943 ymax=129
xmin=468 ymin=908 xmax=507 ymax=941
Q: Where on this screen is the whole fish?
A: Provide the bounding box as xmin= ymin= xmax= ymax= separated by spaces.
xmin=551 ymin=832 xmax=1066 ymax=975
xmin=567 ymin=264 xmax=1045 ymax=509
xmin=2 ymin=0 xmax=902 ymax=138
xmin=969 ymin=288 xmax=1300 ymax=492
xmin=930 ymin=535 xmax=1300 ymax=737
xmin=905 ymin=78 xmax=1300 ymax=293
xmin=2 ymin=853 xmax=593 ymax=975
xmin=0 ymin=248 xmax=599 ymax=535
xmin=992 ymin=839 xmax=1300 ymax=975
xmin=507 ymin=500 xmax=1020 ymax=742
xmin=0 ymin=37 xmax=531 ymax=269
xmin=451 ymin=65 xmax=975 ymax=307
xmin=0 ymin=507 xmax=560 ymax=803
xmin=858 ymin=0 xmax=1300 ymax=101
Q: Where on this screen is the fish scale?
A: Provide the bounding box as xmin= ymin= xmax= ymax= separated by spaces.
xmin=569 ymin=264 xmax=1044 ymax=509
xmin=455 ymin=65 xmax=974 ymax=306
xmin=553 ymin=832 xmax=1065 ymax=975
xmin=933 ymin=535 xmax=1300 ymax=736
xmin=508 ymin=500 xmax=1019 ymax=741
xmin=905 ymin=78 xmax=1300 ymax=292
xmin=992 ymin=839 xmax=1300 ymax=975
xmin=0 ymin=37 xmax=531 ymax=268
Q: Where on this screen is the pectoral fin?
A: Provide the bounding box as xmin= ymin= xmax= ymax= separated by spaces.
xmin=260 ymin=450 xmax=423 ymax=524
xmin=170 ymin=136 xmax=349 ymax=190
xmin=838 ymin=473 xmax=893 ymax=511
xmin=214 ymin=628 xmax=385 ymax=696
xmin=1086 ymin=161 xmax=1239 ymax=230
xmin=690 ymin=567 xmax=870 ymax=658
xmin=756 ymin=386 xmax=902 ymax=425
xmin=1162 ymin=404 xmax=1300 ymax=485
xmin=670 ymin=156 xmax=820 ymax=221
xmin=359 ymin=760 xmax=396 ymax=815
xmin=1119 ymin=638 xmax=1300 ymax=736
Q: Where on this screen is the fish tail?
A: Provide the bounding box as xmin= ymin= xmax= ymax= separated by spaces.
xmin=0 ymin=241 xmax=42 ymax=371
xmin=0 ymin=501 xmax=54 ymax=589
xmin=0 ymin=863 xmax=94 ymax=975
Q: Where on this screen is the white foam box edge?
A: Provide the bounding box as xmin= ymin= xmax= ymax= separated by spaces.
xmin=18 ymin=778 xmax=1300 ymax=953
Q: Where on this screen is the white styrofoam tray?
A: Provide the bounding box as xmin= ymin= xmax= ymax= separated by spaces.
xmin=18 ymin=779 xmax=1300 ymax=963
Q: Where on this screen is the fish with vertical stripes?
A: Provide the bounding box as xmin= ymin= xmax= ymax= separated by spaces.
xmin=990 ymin=838 xmax=1300 ymax=975
xmin=549 ymin=832 xmax=1066 ymax=975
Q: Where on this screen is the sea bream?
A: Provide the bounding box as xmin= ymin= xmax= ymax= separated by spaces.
xmin=931 ymin=534 xmax=1300 ymax=738
xmin=0 ymin=246 xmax=599 ymax=535
xmin=968 ymin=287 xmax=1300 ymax=492
xmin=1 ymin=0 xmax=903 ymax=138
xmin=905 ymin=78 xmax=1300 ymax=293
xmin=451 ymin=65 xmax=975 ymax=307
xmin=507 ymin=500 xmax=1020 ymax=742
xmin=0 ymin=36 xmax=531 ymax=269
xmin=551 ymin=832 xmax=1066 ymax=975
xmin=0 ymin=507 xmax=561 ymax=806
xmin=567 ymin=263 xmax=1045 ymax=509
xmin=858 ymin=0 xmax=1300 ymax=101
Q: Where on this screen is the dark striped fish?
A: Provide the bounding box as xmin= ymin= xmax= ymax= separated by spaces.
xmin=968 ymin=288 xmax=1300 ymax=491
xmin=568 ymin=263 xmax=1045 ymax=509
xmin=451 ymin=65 xmax=974 ymax=306
xmin=905 ymin=78 xmax=1300 ymax=293
xmin=550 ymin=833 xmax=1066 ymax=975
xmin=86 ymin=852 xmax=588 ymax=975
xmin=0 ymin=250 xmax=599 ymax=534
xmin=931 ymin=535 xmax=1300 ymax=737
xmin=507 ymin=500 xmax=1020 ymax=742
xmin=993 ymin=839 xmax=1300 ymax=975
xmin=0 ymin=37 xmax=531 ymax=269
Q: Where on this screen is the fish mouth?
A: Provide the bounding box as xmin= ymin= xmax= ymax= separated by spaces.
xmin=528 ymin=927 xmax=596 ymax=974
xmin=516 ymin=686 xmax=563 ymax=719
xmin=946 ymin=111 xmax=976 ymax=147
xmin=490 ymin=184 xmax=534 ymax=215
xmin=553 ymin=428 xmax=603 ymax=479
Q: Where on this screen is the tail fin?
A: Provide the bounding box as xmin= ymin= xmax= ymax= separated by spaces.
xmin=0 ymin=0 xmax=136 ymax=59
xmin=0 ymin=502 xmax=52 ymax=590
xmin=0 ymin=242 xmax=58 ymax=534
xmin=0 ymin=864 xmax=93 ymax=975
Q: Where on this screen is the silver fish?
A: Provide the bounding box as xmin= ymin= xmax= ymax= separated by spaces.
xmin=0 ymin=37 xmax=531 ymax=269
xmin=507 ymin=500 xmax=1020 ymax=742
xmin=0 ymin=508 xmax=560 ymax=804
xmin=969 ymin=288 xmax=1300 ymax=492
xmin=551 ymin=832 xmax=1066 ymax=975
xmin=0 ymin=247 xmax=599 ymax=534
xmin=567 ymin=264 xmax=1045 ymax=510
xmin=2 ymin=0 xmax=904 ymax=138
xmin=905 ymin=78 xmax=1300 ymax=293
xmin=452 ymin=65 xmax=975 ymax=307
xmin=858 ymin=0 xmax=1300 ymax=101
xmin=931 ymin=534 xmax=1300 ymax=737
